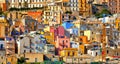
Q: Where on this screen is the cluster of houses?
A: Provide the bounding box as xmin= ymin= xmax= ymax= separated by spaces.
xmin=0 ymin=0 xmax=120 ymax=64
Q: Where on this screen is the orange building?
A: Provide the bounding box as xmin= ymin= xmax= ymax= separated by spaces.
xmin=79 ymin=36 xmax=90 ymax=54
xmin=80 ymin=36 xmax=88 ymax=44
xmin=0 ymin=0 xmax=7 ymax=11
xmin=6 ymin=56 xmax=17 ymax=64
xmin=0 ymin=17 xmax=9 ymax=37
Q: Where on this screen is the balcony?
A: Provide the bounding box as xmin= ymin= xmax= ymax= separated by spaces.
xmin=6 ymin=46 xmax=15 ymax=49
xmin=6 ymin=50 xmax=15 ymax=54
xmin=6 ymin=41 xmax=14 ymax=44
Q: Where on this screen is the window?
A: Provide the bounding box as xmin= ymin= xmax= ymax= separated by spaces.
xmin=107 ymin=50 xmax=109 ymax=54
xmin=0 ymin=44 xmax=3 ymax=49
xmin=24 ymin=50 xmax=26 ymax=53
xmin=68 ymin=52 xmax=70 ymax=56
xmin=62 ymin=40 xmax=64 ymax=44
xmin=96 ymin=52 xmax=98 ymax=56
xmin=73 ymin=52 xmax=75 ymax=56
xmin=35 ymin=58 xmax=37 ymax=62
xmin=66 ymin=40 xmax=68 ymax=43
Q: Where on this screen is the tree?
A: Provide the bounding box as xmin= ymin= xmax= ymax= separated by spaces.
xmin=17 ymin=57 xmax=26 ymax=64
xmin=95 ymin=8 xmax=111 ymax=18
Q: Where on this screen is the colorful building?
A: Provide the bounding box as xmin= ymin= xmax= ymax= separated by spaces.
xmin=0 ymin=0 xmax=7 ymax=11
xmin=44 ymin=44 xmax=55 ymax=55
xmin=16 ymin=36 xmax=31 ymax=54
xmin=115 ymin=18 xmax=120 ymax=31
xmin=8 ymin=0 xmax=46 ymax=8
xmin=60 ymin=48 xmax=78 ymax=57
xmin=6 ymin=56 xmax=17 ymax=64
xmin=0 ymin=17 xmax=9 ymax=37
xmin=43 ymin=5 xmax=62 ymax=25
xmin=108 ymin=0 xmax=120 ymax=14
xmin=5 ymin=37 xmax=15 ymax=56
xmin=56 ymin=36 xmax=70 ymax=55
xmin=24 ymin=53 xmax=44 ymax=63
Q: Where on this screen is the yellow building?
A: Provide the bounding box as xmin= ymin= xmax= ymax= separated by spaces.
xmin=6 ymin=56 xmax=17 ymax=64
xmin=0 ymin=17 xmax=9 ymax=37
xmin=115 ymin=18 xmax=120 ymax=30
xmin=0 ymin=56 xmax=6 ymax=64
xmin=84 ymin=30 xmax=91 ymax=40
xmin=25 ymin=53 xmax=44 ymax=63
xmin=78 ymin=0 xmax=91 ymax=17
xmin=60 ymin=48 xmax=78 ymax=57
xmin=44 ymin=32 xmax=55 ymax=45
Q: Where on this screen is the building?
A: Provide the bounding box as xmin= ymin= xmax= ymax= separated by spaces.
xmin=0 ymin=49 xmax=6 ymax=64
xmin=33 ymin=35 xmax=46 ymax=53
xmin=5 ymin=37 xmax=15 ymax=56
xmin=87 ymin=48 xmax=101 ymax=57
xmin=0 ymin=17 xmax=9 ymax=37
xmin=44 ymin=44 xmax=55 ymax=55
xmin=0 ymin=0 xmax=7 ymax=11
xmin=63 ymin=54 xmax=92 ymax=64
xmin=60 ymin=48 xmax=78 ymax=57
xmin=115 ymin=18 xmax=120 ymax=31
xmin=25 ymin=53 xmax=44 ymax=63
xmin=56 ymin=36 xmax=70 ymax=55
xmin=43 ymin=5 xmax=62 ymax=25
xmin=108 ymin=0 xmax=120 ymax=14
xmin=62 ymin=0 xmax=79 ymax=12
xmin=0 ymin=37 xmax=5 ymax=50
xmin=6 ymin=55 xmax=17 ymax=64
xmin=44 ymin=31 xmax=55 ymax=45
xmin=100 ymin=0 xmax=109 ymax=4
xmin=78 ymin=0 xmax=92 ymax=17
xmin=16 ymin=36 xmax=31 ymax=54
xmin=8 ymin=0 xmax=46 ymax=8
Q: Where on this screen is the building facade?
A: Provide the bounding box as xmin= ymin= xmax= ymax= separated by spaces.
xmin=44 ymin=44 xmax=55 ymax=55
xmin=8 ymin=0 xmax=46 ymax=8
xmin=56 ymin=36 xmax=70 ymax=55
xmin=108 ymin=0 xmax=120 ymax=14
xmin=0 ymin=17 xmax=9 ymax=37
xmin=5 ymin=37 xmax=15 ymax=56
xmin=0 ymin=0 xmax=7 ymax=11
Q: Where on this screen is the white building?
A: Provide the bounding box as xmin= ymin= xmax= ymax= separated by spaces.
xmin=9 ymin=0 xmax=45 ymax=8
xmin=87 ymin=48 xmax=101 ymax=57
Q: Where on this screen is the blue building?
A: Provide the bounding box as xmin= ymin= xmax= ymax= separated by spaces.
xmin=62 ymin=21 xmax=74 ymax=29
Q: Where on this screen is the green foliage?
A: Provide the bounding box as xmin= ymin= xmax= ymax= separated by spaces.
xmin=17 ymin=57 xmax=26 ymax=64
xmin=95 ymin=8 xmax=111 ymax=18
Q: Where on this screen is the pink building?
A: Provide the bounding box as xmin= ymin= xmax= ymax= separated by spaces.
xmin=57 ymin=26 xmax=64 ymax=36
xmin=50 ymin=26 xmax=65 ymax=40
xmin=55 ymin=36 xmax=70 ymax=55
xmin=50 ymin=26 xmax=55 ymax=33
